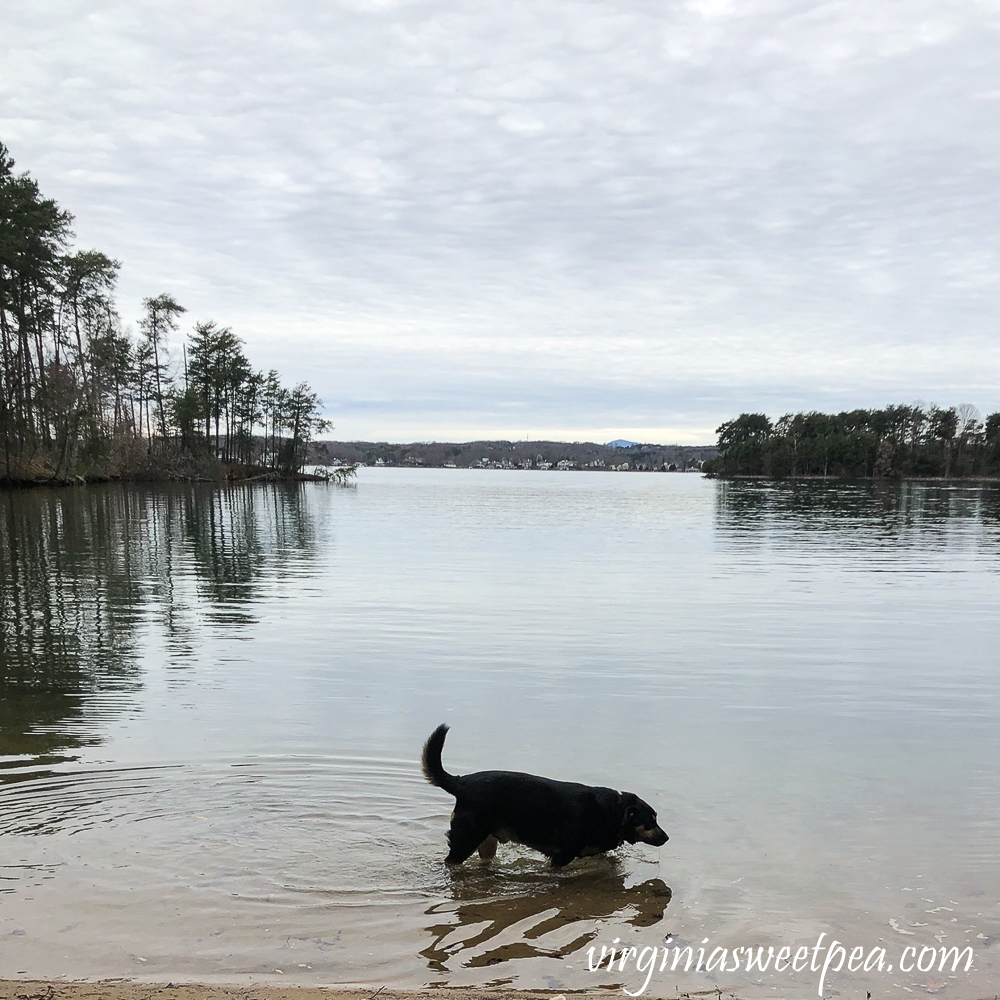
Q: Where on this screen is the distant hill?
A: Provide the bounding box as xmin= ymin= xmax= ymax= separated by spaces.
xmin=605 ymin=439 xmax=639 ymax=448
xmin=309 ymin=439 xmax=718 ymax=471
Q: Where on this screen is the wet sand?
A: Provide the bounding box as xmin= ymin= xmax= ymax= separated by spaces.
xmin=0 ymin=984 xmax=616 ymax=1000
xmin=5 ymin=978 xmax=999 ymax=1000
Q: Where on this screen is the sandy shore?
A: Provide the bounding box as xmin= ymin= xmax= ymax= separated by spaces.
xmin=5 ymin=980 xmax=998 ymax=1000
xmin=0 ymin=985 xmax=618 ymax=1000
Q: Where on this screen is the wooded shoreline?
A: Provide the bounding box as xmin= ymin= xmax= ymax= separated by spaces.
xmin=1 ymin=143 xmax=329 ymax=487
xmin=703 ymin=406 xmax=1000 ymax=480
xmin=0 ymin=461 xmax=355 ymax=490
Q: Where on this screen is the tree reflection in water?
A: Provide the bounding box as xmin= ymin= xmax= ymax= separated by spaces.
xmin=0 ymin=483 xmax=317 ymax=765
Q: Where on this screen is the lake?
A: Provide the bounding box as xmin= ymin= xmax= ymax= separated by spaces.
xmin=1 ymin=470 xmax=998 ymax=997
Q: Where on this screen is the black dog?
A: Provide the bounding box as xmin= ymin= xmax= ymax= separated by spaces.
xmin=421 ymin=723 xmax=668 ymax=868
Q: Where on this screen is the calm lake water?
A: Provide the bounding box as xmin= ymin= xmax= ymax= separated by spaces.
xmin=1 ymin=469 xmax=998 ymax=997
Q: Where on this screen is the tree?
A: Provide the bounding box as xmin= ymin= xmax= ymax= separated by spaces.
xmin=169 ymin=386 xmax=206 ymax=454
xmin=984 ymin=413 xmax=1000 ymax=474
xmin=139 ymin=293 xmax=185 ymax=443
xmin=278 ymin=383 xmax=331 ymax=474
xmin=715 ymin=413 xmax=772 ymax=475
xmin=929 ymin=406 xmax=958 ymax=478
xmin=0 ymin=141 xmax=74 ymax=477
xmin=186 ymin=320 xmax=256 ymax=460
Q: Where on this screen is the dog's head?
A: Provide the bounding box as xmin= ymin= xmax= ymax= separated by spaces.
xmin=621 ymin=792 xmax=669 ymax=846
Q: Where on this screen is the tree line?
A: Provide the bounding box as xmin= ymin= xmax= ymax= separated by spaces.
xmin=0 ymin=142 xmax=329 ymax=484
xmin=704 ymin=404 xmax=1000 ymax=479
xmin=308 ymin=438 xmax=717 ymax=470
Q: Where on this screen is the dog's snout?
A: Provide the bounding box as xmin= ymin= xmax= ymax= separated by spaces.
xmin=640 ymin=825 xmax=668 ymax=846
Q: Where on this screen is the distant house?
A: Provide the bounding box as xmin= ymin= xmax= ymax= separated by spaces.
xmin=556 ymin=459 xmax=575 ymax=470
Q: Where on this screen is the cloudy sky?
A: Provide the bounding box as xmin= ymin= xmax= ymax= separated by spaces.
xmin=3 ymin=0 xmax=999 ymax=443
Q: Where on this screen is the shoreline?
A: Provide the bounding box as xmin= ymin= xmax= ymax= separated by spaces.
xmin=0 ymin=469 xmax=352 ymax=490
xmin=703 ymin=473 xmax=1000 ymax=483
xmin=3 ymin=979 xmax=999 ymax=1000
xmin=0 ymin=984 xmax=602 ymax=1000
xmin=6 ymin=468 xmax=1000 ymax=489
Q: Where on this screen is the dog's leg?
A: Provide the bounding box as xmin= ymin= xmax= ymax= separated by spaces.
xmin=445 ymin=808 xmax=489 ymax=866
xmin=549 ymin=847 xmax=579 ymax=868
xmin=477 ymin=835 xmax=498 ymax=861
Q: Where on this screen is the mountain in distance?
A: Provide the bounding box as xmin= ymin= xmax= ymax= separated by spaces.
xmin=605 ymin=439 xmax=639 ymax=448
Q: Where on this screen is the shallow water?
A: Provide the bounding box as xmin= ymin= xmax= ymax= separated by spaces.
xmin=1 ymin=471 xmax=998 ymax=996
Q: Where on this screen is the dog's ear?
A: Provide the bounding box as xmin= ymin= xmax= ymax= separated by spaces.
xmin=621 ymin=793 xmax=640 ymax=842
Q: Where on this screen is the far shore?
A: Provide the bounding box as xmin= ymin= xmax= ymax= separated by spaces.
xmin=6 ymin=466 xmax=1000 ymax=490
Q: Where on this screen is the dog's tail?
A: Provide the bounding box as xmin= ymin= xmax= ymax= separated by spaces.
xmin=421 ymin=723 xmax=459 ymax=795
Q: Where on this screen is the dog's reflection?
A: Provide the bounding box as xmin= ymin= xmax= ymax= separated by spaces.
xmin=421 ymin=858 xmax=671 ymax=972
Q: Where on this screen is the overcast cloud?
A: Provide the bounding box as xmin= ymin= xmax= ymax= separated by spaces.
xmin=3 ymin=0 xmax=999 ymax=442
